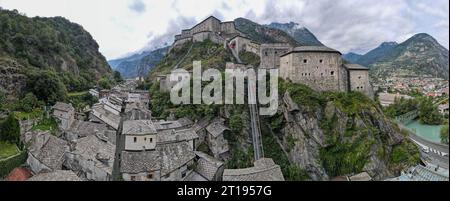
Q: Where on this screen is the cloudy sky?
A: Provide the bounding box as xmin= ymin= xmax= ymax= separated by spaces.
xmin=0 ymin=0 xmax=448 ymax=60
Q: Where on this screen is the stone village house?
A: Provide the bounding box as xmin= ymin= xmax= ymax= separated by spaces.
xmin=120 ymin=118 xmax=199 ymax=181
xmin=64 ymin=134 xmax=116 ymax=181
xmin=52 ymin=102 xmax=75 ymax=131
xmin=26 ymin=132 xmax=68 ymax=174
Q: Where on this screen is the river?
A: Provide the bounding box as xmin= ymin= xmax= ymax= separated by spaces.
xmin=404 ymin=120 xmax=444 ymax=143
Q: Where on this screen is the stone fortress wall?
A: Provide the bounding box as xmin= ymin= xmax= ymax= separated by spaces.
xmin=280 ymin=51 xmax=345 ymax=92
xmin=346 ymin=65 xmax=374 ymax=99
xmin=168 ymin=16 xmax=373 ymax=98
xmin=171 ymin=16 xmax=242 ymax=51
xmin=259 ymin=43 xmax=292 ymax=69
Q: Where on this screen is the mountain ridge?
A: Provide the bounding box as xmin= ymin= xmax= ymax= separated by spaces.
xmin=108 ymin=47 xmax=168 ymax=78
xmin=0 ymin=9 xmax=112 ymax=97
xmin=265 ymin=22 xmax=324 ymax=46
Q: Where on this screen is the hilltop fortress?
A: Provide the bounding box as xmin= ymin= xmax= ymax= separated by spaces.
xmin=168 ymin=16 xmax=373 ymax=98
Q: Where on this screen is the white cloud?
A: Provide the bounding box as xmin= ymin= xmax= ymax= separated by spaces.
xmin=0 ymin=0 xmax=448 ymax=59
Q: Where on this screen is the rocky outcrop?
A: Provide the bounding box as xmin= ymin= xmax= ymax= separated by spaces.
xmin=277 ymin=91 xmax=406 ymax=180
xmin=0 ymin=58 xmax=27 ymax=98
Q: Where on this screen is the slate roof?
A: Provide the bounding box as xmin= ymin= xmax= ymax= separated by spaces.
xmin=223 ymin=158 xmax=285 ymax=181
xmin=90 ymin=104 xmax=121 ymax=129
xmin=73 ymin=135 xmax=115 ymax=173
xmin=158 ymin=141 xmax=195 ymax=176
xmin=53 ymin=102 xmax=74 ymax=112
xmin=344 ymin=64 xmax=369 ymax=70
xmin=407 ymin=165 xmax=448 ymax=181
xmin=183 ymin=171 xmax=208 ymax=181
xmin=27 ymin=170 xmax=82 ymax=181
xmin=154 ymin=120 xmax=183 ymax=131
xmin=124 ymin=107 xmax=152 ymax=120
xmin=281 ymin=46 xmax=341 ymax=57
xmin=177 ymin=117 xmax=194 ymax=127
xmin=68 ymin=120 xmax=108 ymax=138
xmin=195 ymin=151 xmax=224 ymax=181
xmin=157 ymin=128 xmax=199 ymax=144
xmin=206 ymin=119 xmax=229 ymax=138
xmin=122 ymin=120 xmax=157 ymax=135
xmin=192 ymin=117 xmax=211 ymax=132
xmin=28 ymin=132 xmax=68 ymax=171
xmin=120 ymin=151 xmax=160 ymax=174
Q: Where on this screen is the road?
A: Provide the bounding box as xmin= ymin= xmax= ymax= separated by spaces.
xmin=408 ymin=132 xmax=449 ymax=169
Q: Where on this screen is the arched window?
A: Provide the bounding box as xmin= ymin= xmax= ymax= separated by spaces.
xmin=303 ymin=59 xmax=308 ymax=63
xmin=331 ymin=71 xmax=335 ymax=76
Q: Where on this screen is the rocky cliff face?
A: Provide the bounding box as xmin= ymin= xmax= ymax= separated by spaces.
xmin=272 ymin=82 xmax=417 ymax=180
xmin=234 ymin=18 xmax=300 ymax=46
xmin=0 ymin=58 xmax=27 ymax=99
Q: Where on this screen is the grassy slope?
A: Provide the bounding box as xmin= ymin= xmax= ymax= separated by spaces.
xmin=0 ymin=141 xmax=19 ymax=159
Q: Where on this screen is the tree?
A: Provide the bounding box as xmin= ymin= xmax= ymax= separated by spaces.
xmin=26 ymin=70 xmax=67 ymax=105
xmin=0 ymin=90 xmax=5 ymax=109
xmin=441 ymin=124 xmax=449 ymax=145
xmin=229 ymin=113 xmax=243 ymax=133
xmin=20 ymin=92 xmax=39 ymax=112
xmin=113 ymin=71 xmax=123 ymax=83
xmin=98 ymin=77 xmax=112 ymax=90
xmin=418 ymin=97 xmax=442 ymax=125
xmin=0 ymin=114 xmax=21 ymax=145
xmin=284 ymin=165 xmax=310 ymax=181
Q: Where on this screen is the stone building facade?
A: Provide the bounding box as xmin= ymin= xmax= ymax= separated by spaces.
xmin=280 ymin=46 xmax=373 ymax=97
xmin=260 ymin=43 xmax=293 ymax=69
xmin=345 ymin=64 xmax=374 ymax=99
xmin=123 ymin=120 xmax=158 ymax=151
xmin=280 ymin=46 xmax=346 ymax=92
xmin=52 ymin=102 xmax=75 ymax=131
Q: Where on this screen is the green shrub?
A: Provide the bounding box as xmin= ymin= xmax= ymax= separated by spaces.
xmin=229 ymin=113 xmax=244 ymax=133
xmin=0 ymin=114 xmax=20 ymax=145
xmin=32 ymin=117 xmax=58 ymax=135
xmin=0 ymin=150 xmax=27 ymax=178
xmin=319 ymin=138 xmax=372 ymax=177
xmin=390 ymin=140 xmax=420 ymax=167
